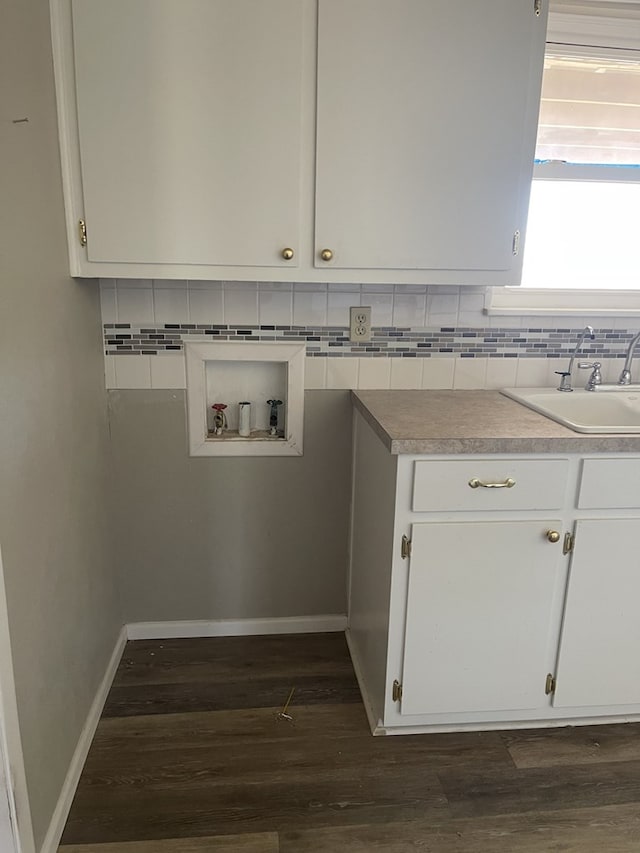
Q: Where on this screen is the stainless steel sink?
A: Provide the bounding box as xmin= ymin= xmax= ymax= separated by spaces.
xmin=501 ymin=386 xmax=640 ymax=433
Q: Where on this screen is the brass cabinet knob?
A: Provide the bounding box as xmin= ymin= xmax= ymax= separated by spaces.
xmin=546 ymin=530 xmax=561 ymax=543
xmin=320 ymin=248 xmax=334 ymax=262
xmin=281 ymin=248 xmax=294 ymax=260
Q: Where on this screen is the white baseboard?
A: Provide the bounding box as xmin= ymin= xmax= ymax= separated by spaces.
xmin=126 ymin=614 xmax=347 ymax=640
xmin=38 ymin=616 xmax=345 ymax=851
xmin=39 ymin=627 xmax=127 ymax=853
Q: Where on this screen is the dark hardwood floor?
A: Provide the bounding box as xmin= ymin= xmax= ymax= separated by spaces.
xmin=59 ymin=633 xmax=640 ymax=852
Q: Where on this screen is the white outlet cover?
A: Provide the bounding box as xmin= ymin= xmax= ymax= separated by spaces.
xmin=350 ymin=305 xmax=372 ymax=342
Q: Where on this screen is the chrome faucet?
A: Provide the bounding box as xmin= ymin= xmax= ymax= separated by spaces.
xmin=578 ymin=361 xmax=602 ymax=391
xmin=618 ymin=330 xmax=640 ymax=385
xmin=555 ymin=325 xmax=595 ymax=391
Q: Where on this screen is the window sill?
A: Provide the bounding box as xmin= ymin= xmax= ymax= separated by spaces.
xmin=485 ymin=288 xmax=640 ymax=317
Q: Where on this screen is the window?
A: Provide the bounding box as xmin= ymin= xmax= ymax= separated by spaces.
xmin=488 ymin=2 xmax=640 ymax=315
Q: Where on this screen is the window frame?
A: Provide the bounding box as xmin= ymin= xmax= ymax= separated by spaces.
xmin=487 ymin=5 xmax=640 ymax=316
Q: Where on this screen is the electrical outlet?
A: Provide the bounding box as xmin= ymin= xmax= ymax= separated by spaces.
xmin=350 ymin=306 xmax=372 ymax=342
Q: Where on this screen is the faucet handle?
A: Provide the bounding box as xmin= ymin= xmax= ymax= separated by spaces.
xmin=554 ymin=370 xmax=572 ymax=392
xmin=578 ymin=361 xmax=602 ymax=391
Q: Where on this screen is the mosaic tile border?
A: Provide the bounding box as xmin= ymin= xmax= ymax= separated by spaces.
xmin=105 ymin=324 xmax=633 ymax=359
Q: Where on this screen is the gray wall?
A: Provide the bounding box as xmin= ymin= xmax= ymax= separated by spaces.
xmin=109 ymin=390 xmax=351 ymax=622
xmin=0 ymin=2 xmax=121 ymax=848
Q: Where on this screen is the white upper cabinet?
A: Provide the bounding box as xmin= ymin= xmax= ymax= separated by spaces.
xmin=70 ymin=0 xmax=305 ymax=269
xmin=315 ymin=0 xmax=546 ymax=282
xmin=53 ymin=0 xmax=547 ymax=282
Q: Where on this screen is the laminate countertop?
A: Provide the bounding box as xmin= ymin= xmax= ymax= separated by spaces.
xmin=352 ymin=389 xmax=640 ymax=455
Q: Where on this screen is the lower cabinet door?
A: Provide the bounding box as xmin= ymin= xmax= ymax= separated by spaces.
xmin=400 ymin=520 xmax=563 ymax=716
xmin=553 ymin=519 xmax=640 ymax=708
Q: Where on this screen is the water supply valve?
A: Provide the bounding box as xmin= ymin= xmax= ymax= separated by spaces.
xmin=211 ymin=403 xmax=228 ymax=436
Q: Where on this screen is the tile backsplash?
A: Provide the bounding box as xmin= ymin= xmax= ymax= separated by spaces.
xmin=101 ymin=280 xmax=636 ymax=391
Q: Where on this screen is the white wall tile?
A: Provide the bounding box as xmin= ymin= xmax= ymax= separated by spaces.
xmin=154 ymin=279 xmax=187 ymax=288
xmin=546 ymin=357 xmax=569 ymax=387
xmin=612 ymin=317 xmax=636 ymax=330
xmin=114 ymin=355 xmax=152 ymax=389
xmin=358 ymin=357 xmax=391 ymax=389
xmin=426 ymin=292 xmax=459 ymax=327
xmin=116 ymin=278 xmax=153 ymax=289
xmin=367 ymin=293 xmax=394 ymax=327
xmin=453 ymin=357 xmax=488 ymax=389
xmin=116 ymin=280 xmax=154 ymax=324
xmin=188 ymin=279 xmax=223 ymax=290
xmin=295 ymin=282 xmax=327 ymax=291
xmin=512 ymin=315 xmax=533 ymax=328
xmin=224 ymin=280 xmax=258 ymax=290
xmin=429 ymin=285 xmax=461 ymax=295
xmin=304 ymin=357 xmax=326 ymax=389
xmin=259 ymin=290 xmax=292 ymax=326
xmin=104 ymin=355 xmax=117 ymax=389
xmin=99 ymin=281 xmax=117 ymax=324
xmin=421 ymin=358 xmax=455 ymax=389
xmin=326 ymin=358 xmax=359 ymax=389
xmin=540 ymin=316 xmax=577 ymax=329
xmin=515 ymin=358 xmax=550 ymax=387
xmin=362 ymin=284 xmax=394 ymax=293
xmin=328 ymin=283 xmax=361 ymax=292
xmin=224 ymin=283 xmax=258 ymax=325
xmin=485 ymin=357 xmax=519 ymax=389
xmin=150 ymin=355 xmax=187 ymax=389
xmin=390 ymin=358 xmax=423 ymax=389
xmin=293 ymin=289 xmax=327 ymax=326
xmin=457 ymin=292 xmax=485 ymax=327
xmin=489 ymin=314 xmax=523 ymax=329
xmin=393 ymin=293 xmax=426 ymax=327
xmin=258 ymin=281 xmax=293 ymax=291
xmin=397 ymin=284 xmax=428 ymax=294
xmin=153 ymin=284 xmax=189 ymax=324
xmin=601 ymin=358 xmax=623 ymax=384
xmin=188 ymin=286 xmax=224 ymax=324
xmin=328 ymin=291 xmax=357 ymax=326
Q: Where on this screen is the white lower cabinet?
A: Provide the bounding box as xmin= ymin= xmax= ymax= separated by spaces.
xmin=348 ymin=411 xmax=640 ymax=734
xmin=402 ymin=520 xmax=563 ymax=717
xmin=553 ymin=519 xmax=640 ymax=709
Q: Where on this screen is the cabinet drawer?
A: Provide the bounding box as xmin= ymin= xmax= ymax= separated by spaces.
xmin=579 ymin=458 xmax=640 ymax=509
xmin=412 ymin=459 xmax=568 ymax=512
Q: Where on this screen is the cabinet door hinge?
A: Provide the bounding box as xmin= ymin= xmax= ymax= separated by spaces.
xmin=78 ymin=218 xmax=88 ymax=247
xmin=401 ymin=535 xmax=412 ymax=559
xmin=545 ymin=673 xmax=556 ymax=695
xmin=563 ymin=531 xmax=575 ymax=555
xmin=392 ymin=679 xmax=403 ymax=702
xmin=534 ymin=0 xmax=543 ymax=17
xmin=512 ymin=230 xmax=521 ymax=256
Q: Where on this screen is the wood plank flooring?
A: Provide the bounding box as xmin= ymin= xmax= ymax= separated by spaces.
xmin=60 ymin=633 xmax=640 ymax=852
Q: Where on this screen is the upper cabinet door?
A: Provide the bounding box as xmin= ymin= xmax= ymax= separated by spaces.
xmin=72 ymin=0 xmax=304 ymax=267
xmin=315 ymin=0 xmax=547 ymax=282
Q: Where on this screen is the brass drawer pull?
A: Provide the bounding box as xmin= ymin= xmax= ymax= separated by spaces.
xmin=468 ymin=477 xmax=515 ymax=489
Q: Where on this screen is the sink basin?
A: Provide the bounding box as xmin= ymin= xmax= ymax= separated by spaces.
xmin=501 ymin=386 xmax=640 ymax=433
